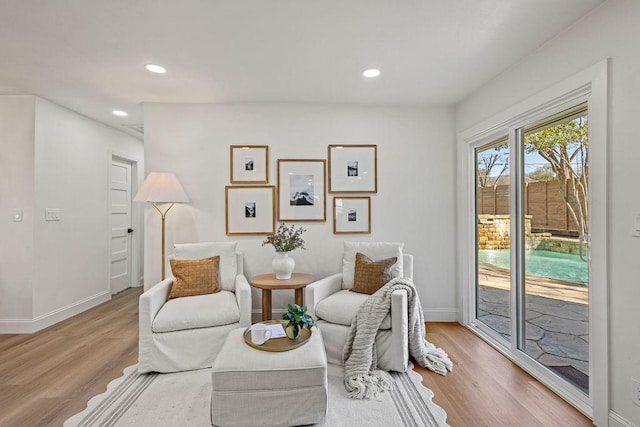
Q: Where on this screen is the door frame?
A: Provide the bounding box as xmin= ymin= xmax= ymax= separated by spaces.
xmin=108 ymin=151 xmax=143 ymax=291
xmin=457 ymin=60 xmax=608 ymax=424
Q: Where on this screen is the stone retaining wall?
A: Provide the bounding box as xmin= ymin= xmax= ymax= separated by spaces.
xmin=478 ymin=214 xmax=583 ymax=254
xmin=477 ymin=215 xmax=515 ymax=250
xmin=536 ymin=237 xmax=588 ymax=255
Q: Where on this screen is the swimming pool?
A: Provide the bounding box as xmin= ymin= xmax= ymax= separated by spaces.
xmin=478 ymin=249 xmax=588 ymax=283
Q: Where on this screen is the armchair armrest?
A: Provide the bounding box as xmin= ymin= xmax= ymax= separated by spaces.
xmin=139 ymin=278 xmax=173 ymax=333
xmin=235 ymin=274 xmax=252 ymax=328
xmin=304 ymin=273 xmax=342 ymax=320
xmin=138 ymin=278 xmax=172 ymax=373
xmin=390 ymin=288 xmax=409 ymax=372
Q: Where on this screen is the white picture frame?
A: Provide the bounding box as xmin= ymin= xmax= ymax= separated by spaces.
xmin=225 ymin=185 xmax=275 ymax=235
xmin=277 ymin=159 xmax=326 ymax=222
xmin=334 ymin=196 xmax=371 ymax=234
xmin=328 ymin=144 xmax=377 ymax=193
xmin=230 ymin=145 xmax=269 ymax=184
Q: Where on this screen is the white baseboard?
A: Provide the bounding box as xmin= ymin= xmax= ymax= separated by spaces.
xmin=423 ymin=308 xmax=459 ymax=322
xmin=0 ymin=319 xmax=35 ymax=334
xmin=609 ymin=410 xmax=636 ymax=427
xmin=0 ymin=291 xmax=111 ymax=334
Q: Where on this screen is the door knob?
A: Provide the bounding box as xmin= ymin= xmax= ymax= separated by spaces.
xmin=127 ymin=228 xmax=134 ymax=234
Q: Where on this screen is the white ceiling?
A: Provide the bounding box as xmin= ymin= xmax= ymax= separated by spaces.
xmin=0 ymin=1 xmax=604 ymax=138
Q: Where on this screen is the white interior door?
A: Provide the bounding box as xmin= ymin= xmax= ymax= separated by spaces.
xmin=110 ymin=158 xmax=133 ymax=294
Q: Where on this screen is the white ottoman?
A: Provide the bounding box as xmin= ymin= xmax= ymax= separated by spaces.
xmin=210 ymin=328 xmax=328 ymax=427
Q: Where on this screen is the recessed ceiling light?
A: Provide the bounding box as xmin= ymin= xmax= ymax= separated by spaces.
xmin=145 ymin=64 xmax=167 ymax=74
xmin=112 ymin=110 xmax=128 ymax=117
xmin=362 ymin=68 xmax=381 ymax=78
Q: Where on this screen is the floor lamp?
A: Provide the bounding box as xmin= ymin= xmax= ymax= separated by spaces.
xmin=134 ymin=172 xmax=189 ymax=280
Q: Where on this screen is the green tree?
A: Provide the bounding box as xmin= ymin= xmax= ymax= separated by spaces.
xmin=524 ymin=115 xmax=588 ymax=237
xmin=527 ymin=164 xmax=555 ymax=182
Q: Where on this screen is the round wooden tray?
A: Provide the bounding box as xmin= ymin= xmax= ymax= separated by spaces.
xmin=243 ymin=320 xmax=312 ymax=352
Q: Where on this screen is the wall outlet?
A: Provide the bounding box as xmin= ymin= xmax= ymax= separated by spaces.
xmin=632 ymin=378 xmax=640 ymax=407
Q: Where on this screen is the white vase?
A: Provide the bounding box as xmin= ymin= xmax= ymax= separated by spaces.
xmin=272 ymin=252 xmax=295 ymax=279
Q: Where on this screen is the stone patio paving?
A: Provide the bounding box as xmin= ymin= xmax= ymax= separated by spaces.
xmin=477 ymin=263 xmax=589 ymax=393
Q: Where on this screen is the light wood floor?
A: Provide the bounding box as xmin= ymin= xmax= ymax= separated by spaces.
xmin=415 ymin=323 xmax=592 ymax=426
xmin=0 ymin=288 xmax=140 ymax=427
xmin=0 ymin=288 xmax=592 ymax=426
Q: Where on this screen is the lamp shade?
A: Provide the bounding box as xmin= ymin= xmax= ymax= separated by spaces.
xmin=134 ymin=172 xmax=189 ymax=203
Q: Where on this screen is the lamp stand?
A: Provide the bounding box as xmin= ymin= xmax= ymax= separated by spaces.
xmin=152 ymin=202 xmax=176 ymax=280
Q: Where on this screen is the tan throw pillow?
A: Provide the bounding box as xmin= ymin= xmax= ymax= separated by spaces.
xmin=350 ymin=252 xmax=398 ymax=295
xmin=168 ymin=256 xmax=221 ymax=300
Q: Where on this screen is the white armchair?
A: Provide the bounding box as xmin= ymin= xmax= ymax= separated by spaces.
xmin=305 ymin=242 xmax=413 ymax=373
xmin=138 ymin=242 xmax=251 ymax=373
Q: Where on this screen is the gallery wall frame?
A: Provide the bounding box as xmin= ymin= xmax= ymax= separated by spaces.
xmin=225 ymin=185 xmax=275 ymax=235
xmin=277 ymin=159 xmax=326 ymax=222
xmin=333 ymin=196 xmax=371 ymax=234
xmin=328 ymin=144 xmax=377 ymax=193
xmin=230 ymin=145 xmax=269 ymax=184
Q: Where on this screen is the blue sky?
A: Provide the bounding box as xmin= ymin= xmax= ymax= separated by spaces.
xmin=478 ymin=149 xmax=549 ymax=177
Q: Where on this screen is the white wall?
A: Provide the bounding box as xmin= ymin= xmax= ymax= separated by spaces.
xmin=0 ymin=96 xmax=144 ymax=332
xmin=144 ymin=103 xmax=457 ymax=320
xmin=0 ymin=96 xmax=35 ymax=323
xmin=456 ymin=0 xmax=640 ymax=424
xmin=32 ymin=98 xmax=145 ymax=322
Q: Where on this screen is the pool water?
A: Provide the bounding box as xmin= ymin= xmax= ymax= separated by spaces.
xmin=478 ymin=249 xmax=588 ymax=283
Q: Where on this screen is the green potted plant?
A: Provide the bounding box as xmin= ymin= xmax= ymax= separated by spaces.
xmin=282 ymin=303 xmax=314 ymax=340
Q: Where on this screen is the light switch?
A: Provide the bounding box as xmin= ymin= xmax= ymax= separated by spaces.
xmin=633 ymin=212 xmax=640 ymax=237
xmin=14 ymin=209 xmax=23 ymax=222
xmin=45 ymin=208 xmax=61 ymax=221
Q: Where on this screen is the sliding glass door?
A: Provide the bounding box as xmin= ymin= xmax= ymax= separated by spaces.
xmin=474 ymin=104 xmax=590 ymax=397
xmin=475 ymin=139 xmax=511 ymax=344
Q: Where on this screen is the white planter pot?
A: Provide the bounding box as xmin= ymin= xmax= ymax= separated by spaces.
xmin=272 ymin=252 xmax=295 ymax=280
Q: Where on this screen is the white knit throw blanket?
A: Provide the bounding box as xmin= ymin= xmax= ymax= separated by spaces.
xmin=343 ymin=277 xmax=453 ymax=400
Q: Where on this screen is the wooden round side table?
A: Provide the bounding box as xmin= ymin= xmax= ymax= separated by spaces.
xmin=249 ymin=273 xmax=315 ymax=321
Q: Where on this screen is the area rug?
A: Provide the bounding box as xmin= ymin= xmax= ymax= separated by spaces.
xmin=64 ymin=363 xmax=448 ymax=427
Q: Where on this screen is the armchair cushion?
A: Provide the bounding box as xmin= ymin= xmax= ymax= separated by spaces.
xmin=168 ymin=256 xmax=220 ymax=300
xmin=351 ymin=253 xmax=397 ymax=295
xmin=152 ymin=291 xmax=240 ymax=333
xmin=315 ymin=290 xmax=391 ymax=330
xmin=173 ymin=242 xmax=238 ymax=291
xmin=342 ymin=242 xmax=404 ymax=290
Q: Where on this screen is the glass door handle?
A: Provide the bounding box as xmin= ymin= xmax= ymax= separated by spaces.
xmin=578 ymin=236 xmax=588 ymax=262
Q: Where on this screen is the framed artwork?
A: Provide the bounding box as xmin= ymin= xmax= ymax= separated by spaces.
xmin=225 ymin=185 xmax=275 ymax=235
xmin=328 ymin=144 xmax=377 ymax=193
xmin=230 ymin=145 xmax=269 ymax=184
xmin=277 ymin=159 xmax=326 ymax=222
xmin=333 ymin=196 xmax=371 ymax=234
